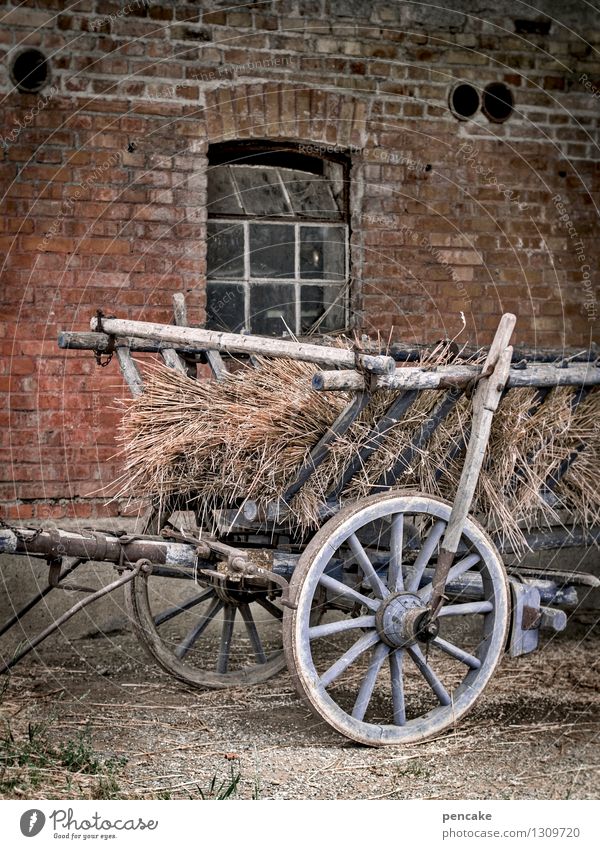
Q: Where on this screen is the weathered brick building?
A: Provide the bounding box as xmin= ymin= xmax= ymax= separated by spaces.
xmin=1 ymin=0 xmax=598 ymax=520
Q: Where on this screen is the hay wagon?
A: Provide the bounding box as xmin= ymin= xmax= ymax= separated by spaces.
xmin=1 ymin=300 xmax=599 ymax=746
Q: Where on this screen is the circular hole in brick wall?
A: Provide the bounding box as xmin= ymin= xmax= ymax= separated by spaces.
xmin=10 ymin=49 xmax=49 ymax=93
xmin=482 ymin=82 xmax=514 ymax=123
xmin=449 ymin=83 xmax=480 ymax=120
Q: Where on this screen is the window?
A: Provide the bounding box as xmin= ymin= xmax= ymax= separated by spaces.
xmin=206 ymin=143 xmax=350 ymax=337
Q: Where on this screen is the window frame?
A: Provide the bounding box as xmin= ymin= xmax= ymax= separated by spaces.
xmin=206 ymin=140 xmax=352 ymax=337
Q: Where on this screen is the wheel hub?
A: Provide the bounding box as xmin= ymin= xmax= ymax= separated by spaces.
xmin=375 ymin=592 xmax=432 ymax=648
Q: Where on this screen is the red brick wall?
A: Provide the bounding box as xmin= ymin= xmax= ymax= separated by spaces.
xmin=1 ymin=1 xmax=598 ymax=518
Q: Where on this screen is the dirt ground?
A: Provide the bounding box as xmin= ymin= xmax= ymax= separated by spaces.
xmin=1 ymin=616 xmax=599 ymax=801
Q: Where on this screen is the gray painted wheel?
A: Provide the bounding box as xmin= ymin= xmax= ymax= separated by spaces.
xmin=283 ymin=491 xmax=509 ymax=745
xmin=125 ymin=501 xmax=287 ymax=688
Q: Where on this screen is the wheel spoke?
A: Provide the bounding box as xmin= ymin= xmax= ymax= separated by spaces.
xmin=407 ymin=644 xmax=452 ymax=706
xmin=406 ymin=519 xmax=446 ymax=592
xmin=254 ymin=596 xmax=283 ymax=620
xmin=174 ymin=597 xmax=223 ymax=659
xmin=389 ymin=649 xmax=406 ymax=726
xmin=320 ymin=631 xmax=380 ymax=688
xmin=438 ymin=601 xmax=493 ymax=617
xmin=216 ymin=605 xmax=236 ymax=673
xmin=309 ymin=615 xmax=376 ymax=640
xmin=153 ymin=588 xmax=214 ymax=627
xmin=419 ymin=552 xmax=481 ymax=601
xmin=448 ymin=552 xmax=481 ymax=581
xmin=352 ymin=642 xmax=390 ymax=721
xmin=431 ymin=636 xmax=481 ymax=669
xmin=239 ymin=603 xmax=267 ymax=664
xmin=348 ymin=533 xmax=387 ymax=598
xmin=388 ymin=514 xmax=404 ymax=592
xmin=319 ymin=573 xmax=380 ymax=612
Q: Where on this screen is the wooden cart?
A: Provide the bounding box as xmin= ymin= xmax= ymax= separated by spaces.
xmin=1 ymin=303 xmax=599 ymax=746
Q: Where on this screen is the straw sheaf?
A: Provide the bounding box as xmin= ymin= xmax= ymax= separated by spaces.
xmin=114 ymin=357 xmax=599 ymax=551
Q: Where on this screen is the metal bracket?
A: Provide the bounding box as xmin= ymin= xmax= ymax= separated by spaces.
xmin=161 ymin=528 xmax=297 ymax=608
xmin=522 ymin=604 xmax=542 ymax=631
xmin=199 ymin=563 xmax=296 ymax=609
xmin=47 ymin=557 xmax=62 ymax=587
xmin=508 ymin=580 xmax=540 ymax=657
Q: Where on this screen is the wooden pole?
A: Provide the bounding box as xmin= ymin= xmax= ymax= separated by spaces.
xmin=312 ymin=361 xmax=600 ymax=391
xmin=115 ymin=347 xmax=144 ymax=396
xmin=89 ymin=315 xmax=396 ymax=374
xmin=58 ymin=331 xmax=207 ymax=355
xmin=427 ymin=313 xmax=516 ymax=618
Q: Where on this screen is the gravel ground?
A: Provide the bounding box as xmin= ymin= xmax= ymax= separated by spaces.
xmin=1 ymin=617 xmax=598 ymax=801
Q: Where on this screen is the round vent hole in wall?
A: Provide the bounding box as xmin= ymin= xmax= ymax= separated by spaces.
xmin=449 ymin=83 xmax=480 ymax=120
xmin=482 ymin=82 xmax=514 ymax=123
xmin=10 ymin=49 xmax=50 ymax=93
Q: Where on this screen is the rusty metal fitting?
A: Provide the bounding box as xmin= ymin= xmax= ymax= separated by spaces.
xmin=134 ymin=558 xmax=153 ymax=575
xmin=229 ymin=555 xmax=254 ymax=574
xmin=196 ymin=541 xmax=211 ymax=559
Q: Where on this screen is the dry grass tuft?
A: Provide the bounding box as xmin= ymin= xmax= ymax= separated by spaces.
xmin=113 ymin=355 xmax=600 ymax=550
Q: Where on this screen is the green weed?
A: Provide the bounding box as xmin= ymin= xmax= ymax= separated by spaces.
xmin=0 ymin=688 xmax=126 ymax=798
xmin=196 ymin=764 xmax=241 ymax=800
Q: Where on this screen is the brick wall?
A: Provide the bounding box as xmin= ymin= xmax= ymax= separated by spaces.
xmin=1 ymin=0 xmax=598 ymax=519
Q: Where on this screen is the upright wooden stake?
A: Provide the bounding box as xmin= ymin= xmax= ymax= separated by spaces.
xmin=427 ymin=313 xmax=516 ymax=617
xmin=173 ymin=292 xmax=229 ymax=381
xmin=159 ymin=294 xmax=191 ymax=375
xmin=115 ymin=347 xmax=144 ymax=397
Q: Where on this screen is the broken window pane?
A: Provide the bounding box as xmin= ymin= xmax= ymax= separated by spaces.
xmin=301 ymin=285 xmax=346 ymax=334
xmin=207 ymin=221 xmax=244 ymax=279
xmin=300 ymin=226 xmax=345 ymax=281
xmin=250 ymin=283 xmax=296 ymax=336
xmin=207 ymin=165 xmax=243 ymax=215
xmin=232 ymin=166 xmax=291 ymax=216
xmin=283 ymin=169 xmax=342 ymax=220
xmin=249 ymin=223 xmax=295 ymax=278
xmin=206 ymin=282 xmax=245 ymax=332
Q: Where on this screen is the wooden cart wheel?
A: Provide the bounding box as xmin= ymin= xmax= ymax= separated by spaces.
xmin=125 ymin=501 xmax=287 ymax=688
xmin=283 ymin=491 xmax=509 ymax=745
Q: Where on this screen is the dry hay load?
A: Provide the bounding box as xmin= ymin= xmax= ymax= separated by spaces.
xmin=114 ymin=351 xmax=600 ymax=553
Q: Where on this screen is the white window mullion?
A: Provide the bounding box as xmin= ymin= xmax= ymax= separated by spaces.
xmin=295 ymin=222 xmax=301 ymax=335
xmin=244 ymin=220 xmax=250 ymax=331
xmin=344 ymin=223 xmax=350 ymax=328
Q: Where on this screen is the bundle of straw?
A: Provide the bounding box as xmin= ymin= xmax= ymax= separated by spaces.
xmin=113 ymin=355 xmax=599 ymax=552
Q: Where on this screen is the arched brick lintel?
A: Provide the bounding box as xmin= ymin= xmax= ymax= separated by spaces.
xmin=203 ymin=83 xmax=370 ymax=151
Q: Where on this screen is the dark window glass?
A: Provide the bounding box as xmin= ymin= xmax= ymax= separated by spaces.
xmin=233 ymin=166 xmax=291 ymax=216
xmin=282 ymin=168 xmax=341 ymax=219
xmin=207 ymin=165 xmax=243 ymax=215
xmin=300 ymin=226 xmax=345 ymax=281
xmin=249 ymin=283 xmax=296 ymax=336
xmin=301 ymin=285 xmax=346 ymax=333
xmin=206 ymin=282 xmax=245 ymax=331
xmin=207 ymin=222 xmax=244 ymax=279
xmin=249 ymin=223 xmax=295 ymax=278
